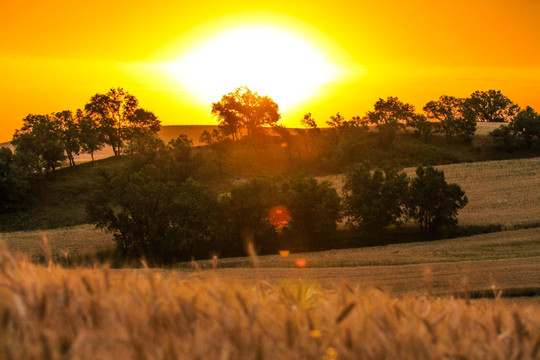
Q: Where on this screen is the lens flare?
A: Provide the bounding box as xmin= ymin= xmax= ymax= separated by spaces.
xmin=279 ymin=250 xmax=290 ymax=257
xmin=268 ymin=206 xmax=291 ymax=228
xmin=295 ymin=258 xmax=307 ymax=267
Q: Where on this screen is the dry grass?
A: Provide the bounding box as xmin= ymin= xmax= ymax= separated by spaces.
xmin=321 ymin=157 xmax=540 ymax=228
xmin=0 ymin=225 xmax=114 ymax=262
xmin=0 ymin=251 xmax=539 ymax=360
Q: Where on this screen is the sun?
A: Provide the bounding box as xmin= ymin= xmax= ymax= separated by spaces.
xmin=160 ymin=25 xmax=341 ymax=111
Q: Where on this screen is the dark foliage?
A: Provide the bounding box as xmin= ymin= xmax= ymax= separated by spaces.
xmin=406 ymin=166 xmax=468 ymax=235
xmin=343 ymin=165 xmax=409 ymax=232
xmin=0 ymin=148 xmax=34 ymax=214
xmin=86 ymin=136 xmax=216 ymax=264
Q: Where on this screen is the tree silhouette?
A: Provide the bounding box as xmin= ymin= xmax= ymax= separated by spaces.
xmin=211 ymin=87 xmax=281 ymax=139
xmin=491 ymin=106 xmax=540 ymax=149
xmin=76 ymin=109 xmax=105 ymax=162
xmin=54 ymin=110 xmax=80 ymax=167
xmin=84 ymin=88 xmax=139 ymax=156
xmin=343 ymin=165 xmax=409 ymax=232
xmin=512 ymin=106 xmax=540 ymax=149
xmin=424 ymin=95 xmax=476 ymax=142
xmin=465 ymin=90 xmax=519 ymax=123
xmin=365 ymin=97 xmax=415 ymax=147
xmin=407 ymin=166 xmax=468 ymax=235
xmin=12 ymin=114 xmax=65 ymax=173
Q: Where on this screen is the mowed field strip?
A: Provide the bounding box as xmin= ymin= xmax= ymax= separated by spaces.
xmin=321 ymin=157 xmax=540 ymax=228
xmin=3 ymin=226 xmax=539 ymax=295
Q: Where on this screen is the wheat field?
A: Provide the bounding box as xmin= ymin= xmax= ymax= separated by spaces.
xmin=0 ymin=251 xmax=539 ymax=360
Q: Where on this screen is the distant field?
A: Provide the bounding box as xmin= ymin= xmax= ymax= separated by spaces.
xmin=321 ymin=157 xmax=540 ymax=228
xmin=475 ymin=121 xmax=503 ymax=135
xmin=1 ymin=225 xmax=114 ymax=262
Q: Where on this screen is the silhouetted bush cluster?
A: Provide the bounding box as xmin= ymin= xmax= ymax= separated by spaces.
xmin=343 ymin=165 xmax=468 ymax=236
xmin=87 ymin=137 xmax=468 ymax=264
xmin=490 ymin=106 xmax=540 ymax=150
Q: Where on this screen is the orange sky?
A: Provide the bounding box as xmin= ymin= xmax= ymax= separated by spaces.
xmin=1 ymin=0 xmax=539 ymax=142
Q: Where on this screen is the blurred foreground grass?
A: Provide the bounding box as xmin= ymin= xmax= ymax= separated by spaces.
xmin=0 ymin=251 xmax=539 ymax=359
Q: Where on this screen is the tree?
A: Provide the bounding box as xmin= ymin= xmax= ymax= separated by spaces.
xmin=54 ymin=110 xmax=80 ymax=167
xmin=490 ymin=106 xmax=540 ymax=150
xmin=424 ymin=96 xmax=460 ymax=142
xmin=0 ymin=148 xmax=33 ymax=214
xmin=87 ymin=134 xmax=214 ymax=263
xmin=326 ymin=112 xmax=346 ymax=128
xmin=489 ymin=123 xmax=515 ymax=150
xmin=301 ymin=113 xmax=318 ymax=129
xmin=87 ymin=167 xmax=218 ymax=263
xmin=365 ymin=97 xmax=416 ymax=147
xmin=512 ymin=106 xmax=540 ymax=149
xmin=12 ymin=114 xmax=65 ymax=173
xmin=281 ymin=176 xmax=341 ymax=251
xmin=124 ymin=108 xmax=161 ymax=154
xmin=408 ymin=114 xmax=436 ymax=142
xmin=76 ymin=109 xmax=105 ymax=162
xmin=218 ymin=178 xmax=281 ymax=254
xmin=407 ymin=166 xmax=468 ymax=235
xmin=343 ymin=165 xmax=408 ymax=232
xmin=465 ymin=90 xmax=519 ymax=123
xmin=84 ymin=88 xmax=139 ymax=156
xmin=211 ymin=87 xmax=281 ymax=139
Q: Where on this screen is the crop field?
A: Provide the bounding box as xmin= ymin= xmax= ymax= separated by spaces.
xmin=0 ymin=225 xmax=114 ymax=262
xmin=322 ymin=157 xmax=540 ymax=228
xmin=0 ymin=250 xmax=539 ymax=360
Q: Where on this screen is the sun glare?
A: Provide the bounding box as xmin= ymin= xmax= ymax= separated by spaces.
xmin=160 ymin=25 xmax=340 ymax=110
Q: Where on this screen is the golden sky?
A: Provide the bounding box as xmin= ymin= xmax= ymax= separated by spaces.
xmin=1 ymin=0 xmax=539 ymax=142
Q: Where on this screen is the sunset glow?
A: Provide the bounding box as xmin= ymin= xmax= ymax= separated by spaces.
xmin=1 ymin=1 xmax=539 ymax=141
xmin=160 ymin=25 xmax=340 ymax=110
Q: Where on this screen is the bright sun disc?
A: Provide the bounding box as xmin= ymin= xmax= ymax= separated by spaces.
xmin=160 ymin=25 xmax=340 ymax=110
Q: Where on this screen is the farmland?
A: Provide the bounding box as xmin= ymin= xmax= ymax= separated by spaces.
xmin=2 ymin=148 xmax=540 ymax=359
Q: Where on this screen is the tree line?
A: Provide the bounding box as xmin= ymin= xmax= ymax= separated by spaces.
xmin=200 ymin=88 xmax=539 ymax=175
xmin=11 ymin=87 xmax=160 ymax=173
xmin=87 ymin=137 xmax=467 ymax=264
xmin=1 ymin=88 xmax=160 ymax=213
xmin=208 ymin=88 xmax=523 ymax=145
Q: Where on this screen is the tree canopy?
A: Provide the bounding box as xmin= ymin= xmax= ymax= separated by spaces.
xmin=465 ymin=90 xmax=519 ymax=123
xmin=211 ymin=87 xmax=281 ymax=140
xmin=84 ymin=88 xmax=160 ymax=155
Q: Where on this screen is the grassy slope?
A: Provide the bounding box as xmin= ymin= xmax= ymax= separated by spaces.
xmin=0 ymin=156 xmax=127 ymax=231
